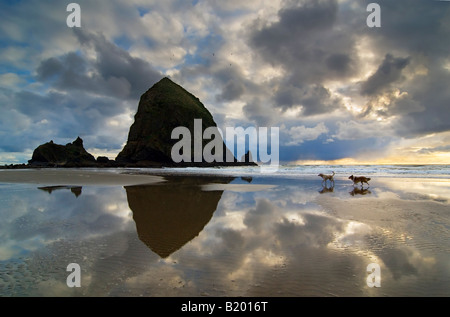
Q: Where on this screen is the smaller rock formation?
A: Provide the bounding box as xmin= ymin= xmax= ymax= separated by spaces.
xmin=96 ymin=156 xmax=111 ymax=164
xmin=28 ymin=137 xmax=97 ymax=167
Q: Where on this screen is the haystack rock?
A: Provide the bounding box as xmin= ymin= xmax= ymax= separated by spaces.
xmin=116 ymin=77 xmax=255 ymax=167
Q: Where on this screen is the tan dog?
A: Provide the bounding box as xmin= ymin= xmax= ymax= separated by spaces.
xmin=348 ymin=175 xmax=371 ymax=187
xmin=318 ymin=171 xmax=335 ymax=185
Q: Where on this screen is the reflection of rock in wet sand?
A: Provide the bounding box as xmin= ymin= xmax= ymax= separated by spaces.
xmin=241 ymin=176 xmax=253 ymax=183
xmin=125 ymin=176 xmax=233 ymax=258
xmin=38 ymin=185 xmax=82 ymax=197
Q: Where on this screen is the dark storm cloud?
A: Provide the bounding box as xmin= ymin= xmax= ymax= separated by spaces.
xmin=360 ymin=54 xmax=411 ymax=96
xmin=371 ymin=0 xmax=450 ymax=57
xmin=251 ymin=0 xmax=338 ymax=54
xmin=37 ymin=29 xmax=162 ymax=100
xmin=216 ymin=80 xmax=245 ymax=102
xmin=396 ymin=68 xmax=450 ymax=136
xmin=247 ymin=0 xmax=358 ymax=116
xmin=249 ymin=0 xmax=360 ymax=80
xmin=76 ymin=30 xmax=162 ymax=99
xmin=356 ymin=0 xmax=450 ymax=137
xmin=212 ymin=64 xmax=267 ymax=104
xmin=36 ymin=52 xmax=126 ymax=97
xmin=358 ymin=60 xmax=450 ymax=137
xmin=242 ymin=98 xmax=274 ymax=127
xmin=275 ymin=84 xmax=342 ymax=115
xmin=326 ymin=53 xmax=354 ymax=76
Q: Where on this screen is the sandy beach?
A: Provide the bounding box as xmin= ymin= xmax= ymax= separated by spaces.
xmin=0 ymin=168 xmax=449 ymax=297
xmin=0 ymin=168 xmax=164 ymax=186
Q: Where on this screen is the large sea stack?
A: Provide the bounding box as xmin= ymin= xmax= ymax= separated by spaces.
xmin=116 ymin=77 xmax=253 ymax=167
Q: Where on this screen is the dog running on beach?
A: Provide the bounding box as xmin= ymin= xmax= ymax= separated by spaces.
xmin=348 ymin=175 xmax=371 ymax=187
xmin=318 ymin=171 xmax=335 ymax=185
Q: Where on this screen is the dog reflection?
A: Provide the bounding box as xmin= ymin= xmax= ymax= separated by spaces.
xmin=319 ymin=184 xmax=335 ymax=194
xmin=349 ymin=187 xmax=371 ymax=196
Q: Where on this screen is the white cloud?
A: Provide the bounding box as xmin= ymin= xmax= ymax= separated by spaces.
xmin=287 ymin=122 xmax=328 ymax=145
xmin=0 ymin=73 xmax=25 ymax=88
xmin=0 ymin=47 xmax=29 ymax=69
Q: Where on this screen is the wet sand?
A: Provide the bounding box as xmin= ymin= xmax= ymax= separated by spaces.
xmin=0 ymin=168 xmax=164 ymax=186
xmin=0 ymin=169 xmax=449 ymax=297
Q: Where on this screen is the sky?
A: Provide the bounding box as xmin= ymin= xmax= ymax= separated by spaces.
xmin=1 ymin=0 xmax=450 ymax=165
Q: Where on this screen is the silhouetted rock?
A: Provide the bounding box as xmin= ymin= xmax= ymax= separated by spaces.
xmin=116 ymin=77 xmax=256 ymax=167
xmin=28 ymin=137 xmax=97 ymax=167
xmin=241 ymin=150 xmax=254 ymax=163
xmin=20 ymin=77 xmax=258 ymax=169
xmin=96 ymin=156 xmax=110 ymax=164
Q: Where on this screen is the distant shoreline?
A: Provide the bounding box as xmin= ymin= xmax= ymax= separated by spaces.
xmin=0 ymin=161 xmax=258 ymax=170
xmin=1 ymin=165 xmax=449 ymax=187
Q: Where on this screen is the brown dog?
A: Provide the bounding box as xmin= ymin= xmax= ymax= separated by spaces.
xmin=318 ymin=171 xmax=335 ymax=185
xmin=348 ymin=175 xmax=371 ymax=187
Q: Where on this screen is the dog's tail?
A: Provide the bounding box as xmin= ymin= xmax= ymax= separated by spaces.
xmin=367 ymin=178 xmax=371 ymax=181
xmin=332 ymin=171 xmax=335 ymax=176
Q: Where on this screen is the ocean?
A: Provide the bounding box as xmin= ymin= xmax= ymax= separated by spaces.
xmin=125 ymin=164 xmax=450 ymax=179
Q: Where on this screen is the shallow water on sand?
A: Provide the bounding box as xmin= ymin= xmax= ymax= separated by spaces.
xmin=0 ymin=173 xmax=449 ymax=297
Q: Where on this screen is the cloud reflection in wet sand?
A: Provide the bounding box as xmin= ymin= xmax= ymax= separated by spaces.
xmin=0 ymin=176 xmax=449 ymax=296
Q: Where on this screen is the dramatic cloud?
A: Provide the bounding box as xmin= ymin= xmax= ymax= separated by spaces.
xmin=1 ymin=0 xmax=450 ymax=164
xmin=248 ymin=0 xmax=360 ymax=116
xmin=37 ymin=30 xmax=162 ymax=99
xmin=275 ymin=84 xmax=343 ymax=115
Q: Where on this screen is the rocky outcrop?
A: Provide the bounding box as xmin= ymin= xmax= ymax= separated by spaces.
xmin=28 ymin=137 xmax=97 ymax=167
xmin=20 ymin=77 xmax=258 ymax=169
xmin=116 ymin=77 xmax=255 ymax=167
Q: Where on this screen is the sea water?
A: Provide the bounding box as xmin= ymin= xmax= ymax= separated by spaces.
xmin=131 ymin=164 xmax=450 ymax=178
